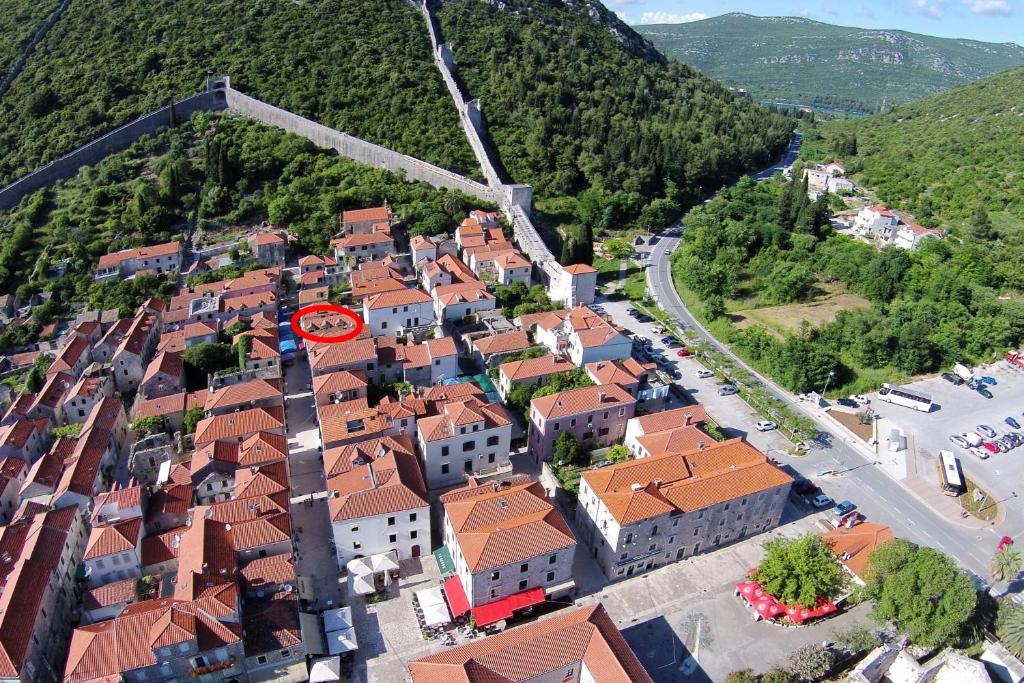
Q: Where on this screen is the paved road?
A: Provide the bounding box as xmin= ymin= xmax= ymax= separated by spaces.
xmin=634 ymin=140 xmax=1005 ymax=580
xmin=753 ymin=132 xmax=802 ymax=180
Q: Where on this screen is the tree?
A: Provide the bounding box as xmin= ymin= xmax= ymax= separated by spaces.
xmin=182 ymin=342 xmax=236 ymax=389
xmin=183 ymin=406 xmax=204 ymax=435
xmin=786 ymin=644 xmax=835 ymax=682
xmin=991 ymin=547 xmax=1023 ymax=583
xmin=754 ymin=535 xmax=847 ymax=608
xmin=532 ymin=369 xmax=594 ymax=399
xmin=24 ymin=365 xmax=44 ymax=393
xmin=725 ymin=671 xmax=757 ymax=683
xmin=52 ymin=423 xmax=84 ymax=439
xmin=865 ymin=539 xmax=978 ymax=647
xmin=603 ymin=238 xmax=633 ymax=260
xmin=997 ymin=600 xmax=1024 ymax=657
xmin=606 ymin=444 xmax=629 ymax=463
xmin=969 ymin=202 xmax=994 ymax=242
xmin=131 ymin=416 xmax=164 ymax=435
xmin=831 ymin=624 xmax=879 ymax=655
xmin=761 ymin=668 xmax=795 ymax=683
xmin=442 ymin=192 xmax=465 ymax=218
xmin=551 ymin=432 xmax=583 ymax=469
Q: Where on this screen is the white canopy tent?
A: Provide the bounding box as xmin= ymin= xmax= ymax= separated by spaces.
xmin=308 ymin=657 xmax=341 ymax=682
xmin=323 ymin=606 xmax=359 ymax=655
xmin=415 ymin=586 xmax=451 ymax=627
xmin=348 ymin=572 xmax=375 ymax=596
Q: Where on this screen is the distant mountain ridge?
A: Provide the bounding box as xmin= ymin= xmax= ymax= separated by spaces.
xmin=639 ymin=12 xmax=1024 ymax=113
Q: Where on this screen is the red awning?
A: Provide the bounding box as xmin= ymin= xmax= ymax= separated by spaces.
xmin=442 ymin=577 xmax=471 ymax=618
xmin=471 ymin=587 xmax=546 ymax=627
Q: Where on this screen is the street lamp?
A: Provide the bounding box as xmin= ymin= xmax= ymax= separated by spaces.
xmin=820 ymin=369 xmax=836 ymax=397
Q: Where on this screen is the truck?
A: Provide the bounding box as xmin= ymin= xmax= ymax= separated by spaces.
xmin=1008 ymin=350 xmax=1024 ymax=370
xmin=954 ymin=362 xmax=974 ymax=382
xmin=960 ymin=432 xmax=983 ymax=448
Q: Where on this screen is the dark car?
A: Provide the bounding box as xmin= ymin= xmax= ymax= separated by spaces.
xmin=835 ymin=398 xmax=858 ymax=408
xmin=941 ymin=372 xmax=964 ymax=386
xmin=661 ymin=336 xmax=682 ymax=347
xmin=977 ymin=386 xmax=994 ymax=399
xmin=637 ymin=314 xmax=654 ymax=323
xmin=792 ymin=479 xmax=819 ymax=495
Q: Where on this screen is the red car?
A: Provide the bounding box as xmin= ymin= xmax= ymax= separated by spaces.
xmin=983 ymin=441 xmax=1001 ymax=454
xmin=676 ymin=348 xmax=691 ymax=357
xmin=999 ymin=536 xmax=1014 ymax=552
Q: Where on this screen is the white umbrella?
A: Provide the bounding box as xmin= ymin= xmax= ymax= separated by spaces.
xmin=326 ymin=626 xmax=359 ymax=654
xmin=348 ymin=572 xmax=375 ymax=596
xmin=369 ymin=550 xmax=399 ymax=572
xmin=309 ymin=657 xmax=341 ymax=682
xmin=346 ymin=557 xmax=373 ymax=577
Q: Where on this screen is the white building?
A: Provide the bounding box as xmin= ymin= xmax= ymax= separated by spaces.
xmin=894 ymin=222 xmax=943 ymax=250
xmin=82 ymin=517 xmax=144 ymax=588
xmin=493 ymin=251 xmax=532 ymax=287
xmin=577 ymin=438 xmax=792 ymax=581
xmin=440 ymin=476 xmax=577 ymax=611
xmin=325 ymin=436 xmax=431 ymax=565
xmin=534 ymin=306 xmax=632 ymax=367
xmin=550 ymin=264 xmax=597 ymax=307
xmin=416 ymin=397 xmax=513 ymax=489
xmin=410 ymin=235 xmax=437 ymax=267
xmin=362 ymin=288 xmax=435 ymax=336
xmin=432 ymin=282 xmax=496 ymax=322
xmin=853 ymin=204 xmax=900 ymax=242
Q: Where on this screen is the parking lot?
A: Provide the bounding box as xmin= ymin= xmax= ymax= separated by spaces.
xmin=870 ymin=359 xmax=1024 ymax=522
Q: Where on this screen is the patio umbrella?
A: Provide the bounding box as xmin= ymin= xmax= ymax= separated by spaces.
xmin=348 ymin=572 xmax=376 ymax=596
xmin=346 ymin=557 xmax=373 ymax=577
xmin=370 ymin=551 xmax=399 ymax=572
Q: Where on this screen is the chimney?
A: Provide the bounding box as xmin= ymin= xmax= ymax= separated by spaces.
xmin=630 ymin=483 xmax=642 ymax=492
xmin=698 ymin=441 xmax=705 ymax=451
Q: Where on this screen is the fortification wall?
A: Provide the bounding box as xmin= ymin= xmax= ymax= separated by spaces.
xmin=221 ymin=86 xmax=494 ymax=202
xmin=0 ymin=90 xmax=226 ymax=210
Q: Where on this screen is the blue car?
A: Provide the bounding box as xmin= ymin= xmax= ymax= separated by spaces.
xmin=978 ymin=386 xmax=994 ymax=399
xmin=1007 ymin=417 xmax=1021 ymax=430
xmin=981 ymin=376 xmax=998 ymax=386
xmin=831 ymin=500 xmax=856 ymax=517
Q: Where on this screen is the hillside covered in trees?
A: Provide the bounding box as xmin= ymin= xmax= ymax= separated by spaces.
xmin=803 ymin=66 xmax=1024 ymax=234
xmin=641 ymin=13 xmax=1024 ymax=114
xmin=0 ymin=0 xmax=62 ymax=77
xmin=434 ymin=0 xmax=793 ymax=210
xmin=0 ymin=0 xmax=477 ymax=185
xmin=0 ymin=113 xmax=482 ymax=351
xmin=672 ymin=175 xmax=1024 ymax=393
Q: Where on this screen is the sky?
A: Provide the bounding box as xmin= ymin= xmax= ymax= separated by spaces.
xmin=607 ymin=0 xmax=1024 ymax=44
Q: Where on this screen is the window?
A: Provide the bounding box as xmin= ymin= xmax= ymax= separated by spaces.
xmin=741 ymin=498 xmax=748 ymax=506
xmin=553 ymin=422 xmax=560 ymax=432
xmin=520 ymin=563 xmax=529 ymax=573
xmin=441 ymin=463 xmax=449 ymax=474
xmin=598 ymin=427 xmax=609 ymax=437
xmin=351 ymin=526 xmax=359 ymax=533
xmin=462 ymin=441 xmax=475 ymax=451
xmin=491 ymin=571 xmax=500 ymax=581
xmin=441 ymin=446 xmax=449 ymax=457
xmin=388 ymin=534 xmax=397 ymax=543
xmin=603 ymin=412 xmax=609 ymax=419
xmin=280 ymin=649 xmax=290 ymax=658
xmin=693 ymin=528 xmax=700 ymax=537
xmin=549 ymin=554 xmax=557 ymax=564
xmin=547 ymin=571 xmax=556 ymax=582
xmin=697 ymin=510 xmax=704 ymax=520
xmin=382 ymin=321 xmax=388 ymax=329
xmin=409 ymin=513 xmax=417 ymax=522
xmin=257 ymin=655 xmax=268 ymax=665
xmin=519 ymin=579 xmax=528 ymax=590
xmin=724 ymin=502 xmax=730 ymax=511
xmin=651 ymin=525 xmax=658 ymax=536
xmin=353 ymin=541 xmax=362 ymax=549
xmin=649 ymin=544 xmax=656 ymax=552
xmin=570 ymin=418 xmax=576 ymax=427
xmin=668 ymin=536 xmax=675 ymax=545
xmin=387 ymin=517 xmax=395 ymax=526
xmin=488 ymin=453 xmax=495 ymax=463
xmin=410 ymin=530 xmax=418 ymax=539
xmin=625 ymin=532 xmax=633 ymax=544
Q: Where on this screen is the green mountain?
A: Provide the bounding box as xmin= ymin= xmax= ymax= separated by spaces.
xmin=0 ymin=0 xmax=62 ymax=76
xmin=436 ymin=0 xmax=792 ymax=202
xmin=639 ymin=13 xmax=1024 ymax=114
xmin=803 ymin=66 xmax=1024 ymax=234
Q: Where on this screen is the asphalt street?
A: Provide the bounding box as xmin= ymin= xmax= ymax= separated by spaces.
xmin=630 ymin=141 xmax=1007 ymax=579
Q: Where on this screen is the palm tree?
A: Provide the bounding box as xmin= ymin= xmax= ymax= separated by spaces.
xmin=998 ymin=603 xmax=1024 ymax=657
xmin=442 ymin=193 xmax=465 ymax=218
xmin=991 ymin=547 xmax=1023 ymax=582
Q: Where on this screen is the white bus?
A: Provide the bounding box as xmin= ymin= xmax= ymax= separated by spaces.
xmin=937 ymin=450 xmax=964 ymax=496
xmin=877 ymin=383 xmax=933 ymax=412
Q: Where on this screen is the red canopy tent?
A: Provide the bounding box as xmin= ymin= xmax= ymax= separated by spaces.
xmin=442 ymin=576 xmax=471 ymax=618
xmin=737 ymin=579 xmax=837 ymax=624
xmin=470 ymin=587 xmax=546 ymax=627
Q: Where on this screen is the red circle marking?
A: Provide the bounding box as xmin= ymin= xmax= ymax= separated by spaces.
xmin=290 ymin=304 xmax=364 ymax=344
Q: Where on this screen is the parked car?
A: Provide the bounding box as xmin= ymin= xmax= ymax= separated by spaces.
xmin=651 ymin=325 xmax=665 ymax=335
xmin=830 ymin=511 xmax=863 ymax=528
xmin=1007 ymin=432 xmax=1024 ymax=447
xmin=755 ymin=420 xmax=778 ymax=432
xmin=695 ymin=369 xmax=714 ymax=379
xmin=719 ymin=385 xmax=739 ymax=396
xmin=941 ymin=372 xmax=964 ymax=385
xmin=835 ymin=398 xmax=858 ymax=408
xmin=676 ymin=348 xmax=691 ymax=357
xmin=636 ymin=314 xmax=654 ymax=323
xmin=831 ymin=500 xmax=857 ymax=517
xmin=983 ymin=441 xmax=1001 ymax=454
xmin=961 ymin=432 xmax=983 ymax=448
xmin=810 ymin=494 xmax=834 ymax=509
xmin=1007 ymin=417 xmax=1021 ymax=430
xmin=981 ymin=376 xmax=998 ymax=386
xmin=978 ymin=424 xmax=998 ymax=439
xmin=971 ymin=447 xmax=991 ymax=460
xmin=792 ymin=479 xmax=819 ymax=495
xmin=996 ymin=439 xmax=1012 ymax=452
xmin=950 ymin=434 xmax=971 ymax=449
xmin=850 ymin=394 xmax=870 ymax=405
xmin=978 ymin=386 xmax=994 ymax=399
xmin=661 ymin=336 xmax=682 ymax=347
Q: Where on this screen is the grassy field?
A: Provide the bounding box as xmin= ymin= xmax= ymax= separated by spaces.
xmin=732 ymin=292 xmax=871 ymax=335
xmin=961 ymin=477 xmax=998 ymax=522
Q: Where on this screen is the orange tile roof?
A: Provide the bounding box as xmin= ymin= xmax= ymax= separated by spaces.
xmin=821 ymin=522 xmax=894 ymax=580
xmin=141 ymin=350 xmax=183 ymax=386
xmin=410 ymin=235 xmax=434 ymax=250
xmin=410 ymin=603 xmax=651 ymax=683
xmin=327 ymin=442 xmax=428 ymax=521
xmin=435 ymin=254 xmax=478 ymax=284
xmin=141 ymin=527 xmax=184 ymax=567
xmin=434 ymin=282 xmax=495 ymax=306
xmin=298 ymin=286 xmax=330 ymax=305
xmin=312 ymin=370 xmax=368 ymax=398
xmin=499 ymin=354 xmax=575 ymax=382
xmin=586 ymin=360 xmax=641 ymax=388
xmin=636 ymin=425 xmax=713 ymax=458
xmin=319 ymin=399 xmax=386 ymax=446
xmin=239 ymin=554 xmax=295 ymax=592
xmin=34 ymin=370 xmax=75 ymax=411
xmin=494 ymin=251 xmax=530 ymax=270
xmin=418 ymin=398 xmax=512 ymax=443
xmin=203 ymin=378 xmax=283 ymax=413
xmin=97 ymin=241 xmax=180 ymax=270
xmin=156 ymin=329 xmax=185 ymax=354
xmin=343 ymin=206 xmax=392 ymax=225
xmin=83 ymin=578 xmax=136 ymax=611
xmin=183 ymin=321 xmax=219 ymax=339
xmin=473 ymin=331 xmax=530 ymax=356
xmin=309 ymin=337 xmax=377 ymax=374
xmin=242 ymin=591 xmax=302 ymax=653
xmin=251 ymin=232 xmax=286 ymax=246
xmin=133 ymin=392 xmax=188 ymax=420
xmin=563 ymin=263 xmax=597 ymax=275
xmin=364 ymin=287 xmax=432 ymax=310
xmin=582 ymin=438 xmax=793 ymax=525
xmin=146 ymin=484 xmax=193 ymax=524
xmin=631 ymin=406 xmax=710 ymax=434
xmin=67 ymin=376 xmax=107 ymax=401
xmin=333 ymin=231 xmax=394 ymax=247
xmin=531 ymin=383 xmax=635 ymax=420
xmin=84 ymin=518 xmax=143 ymax=560
xmin=323 ymin=435 xmax=416 ymax=477
xmin=48 ymin=335 xmax=90 ymax=375
xmin=440 ymin=479 xmax=576 ymax=573
xmin=193 ymin=406 xmax=284 ymax=448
